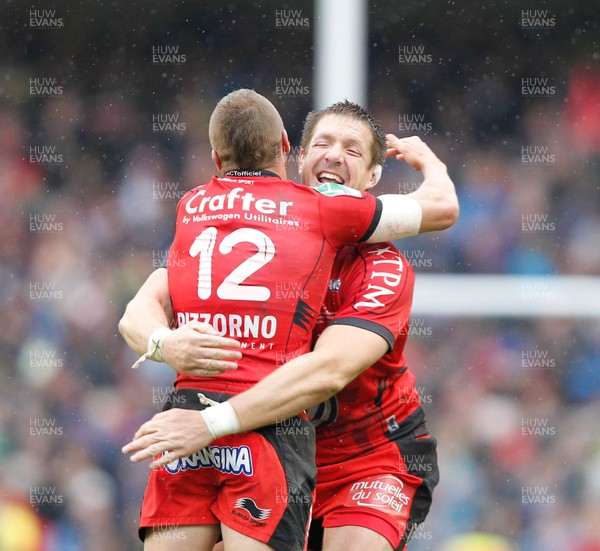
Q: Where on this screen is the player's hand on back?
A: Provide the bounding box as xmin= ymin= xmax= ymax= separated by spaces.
xmin=162 ymin=321 xmax=242 ymax=377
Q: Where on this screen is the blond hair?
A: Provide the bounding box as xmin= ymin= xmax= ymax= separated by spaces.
xmin=209 ymin=89 xmax=284 ymax=171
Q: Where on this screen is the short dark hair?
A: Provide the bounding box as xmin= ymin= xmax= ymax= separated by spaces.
xmin=300 ymin=101 xmax=386 ymax=168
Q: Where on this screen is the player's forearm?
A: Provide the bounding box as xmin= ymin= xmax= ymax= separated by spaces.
xmin=409 ymin=159 xmax=459 ymax=232
xmin=228 ymin=326 xmax=388 ymax=432
xmin=119 ymin=296 xmax=172 ymax=356
xmin=382 ymin=134 xmax=459 ymax=233
xmin=228 ymin=349 xmax=344 ymax=432
xmin=119 ymin=269 xmax=173 ymax=355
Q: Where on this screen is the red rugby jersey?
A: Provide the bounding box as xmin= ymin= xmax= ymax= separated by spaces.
xmin=167 ymin=172 xmax=382 ymax=392
xmin=309 ymin=242 xmax=425 ymax=464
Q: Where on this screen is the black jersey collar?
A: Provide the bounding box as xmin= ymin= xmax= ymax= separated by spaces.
xmin=224 ymin=169 xmax=281 ymax=179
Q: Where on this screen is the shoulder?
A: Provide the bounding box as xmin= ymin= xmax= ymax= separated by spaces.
xmin=179 ymin=181 xmax=211 ymax=201
xmin=334 ymin=242 xmax=412 ymax=271
xmin=354 ymin=241 xmax=406 ymax=262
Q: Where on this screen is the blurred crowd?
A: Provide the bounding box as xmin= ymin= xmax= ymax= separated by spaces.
xmin=0 ymin=1 xmax=599 ymax=549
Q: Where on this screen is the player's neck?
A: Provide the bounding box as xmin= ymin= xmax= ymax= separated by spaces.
xmin=266 ymin=161 xmax=287 ymax=179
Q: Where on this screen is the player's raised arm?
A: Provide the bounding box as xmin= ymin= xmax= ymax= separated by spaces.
xmin=118 ymin=268 xmax=242 ymax=376
xmin=367 ymin=135 xmax=458 ymax=242
xmin=389 ymin=134 xmax=459 ymax=231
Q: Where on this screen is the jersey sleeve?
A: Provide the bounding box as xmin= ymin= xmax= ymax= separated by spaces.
xmin=329 ymin=243 xmax=415 ymax=352
xmin=314 ymin=183 xmax=382 ymax=247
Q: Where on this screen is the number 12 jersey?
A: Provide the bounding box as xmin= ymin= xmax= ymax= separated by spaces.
xmin=168 ymin=171 xmax=382 ymax=392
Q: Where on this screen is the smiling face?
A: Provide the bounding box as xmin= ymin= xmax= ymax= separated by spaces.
xmin=299 ymin=114 xmax=378 ymax=192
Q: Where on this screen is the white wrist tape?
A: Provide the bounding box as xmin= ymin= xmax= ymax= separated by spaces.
xmin=131 ymin=327 xmax=172 ymax=369
xmin=368 ymin=195 xmax=422 ymax=242
xmin=146 ymin=327 xmax=172 ymax=361
xmin=199 ymin=401 xmax=242 ymax=440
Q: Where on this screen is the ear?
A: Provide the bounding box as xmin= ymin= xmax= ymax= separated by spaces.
xmin=211 ymin=149 xmax=222 ymax=171
xmin=364 ymin=164 xmax=382 ymax=191
xmin=282 ymin=129 xmax=291 ymax=154
xmin=298 ymin=147 xmax=305 ymax=175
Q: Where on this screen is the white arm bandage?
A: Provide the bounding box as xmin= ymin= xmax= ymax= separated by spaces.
xmin=199 ymin=401 xmax=243 ymax=440
xmin=367 ymin=195 xmax=422 ymax=242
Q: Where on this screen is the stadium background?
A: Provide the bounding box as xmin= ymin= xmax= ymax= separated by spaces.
xmin=1 ymin=0 xmax=599 ymax=549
